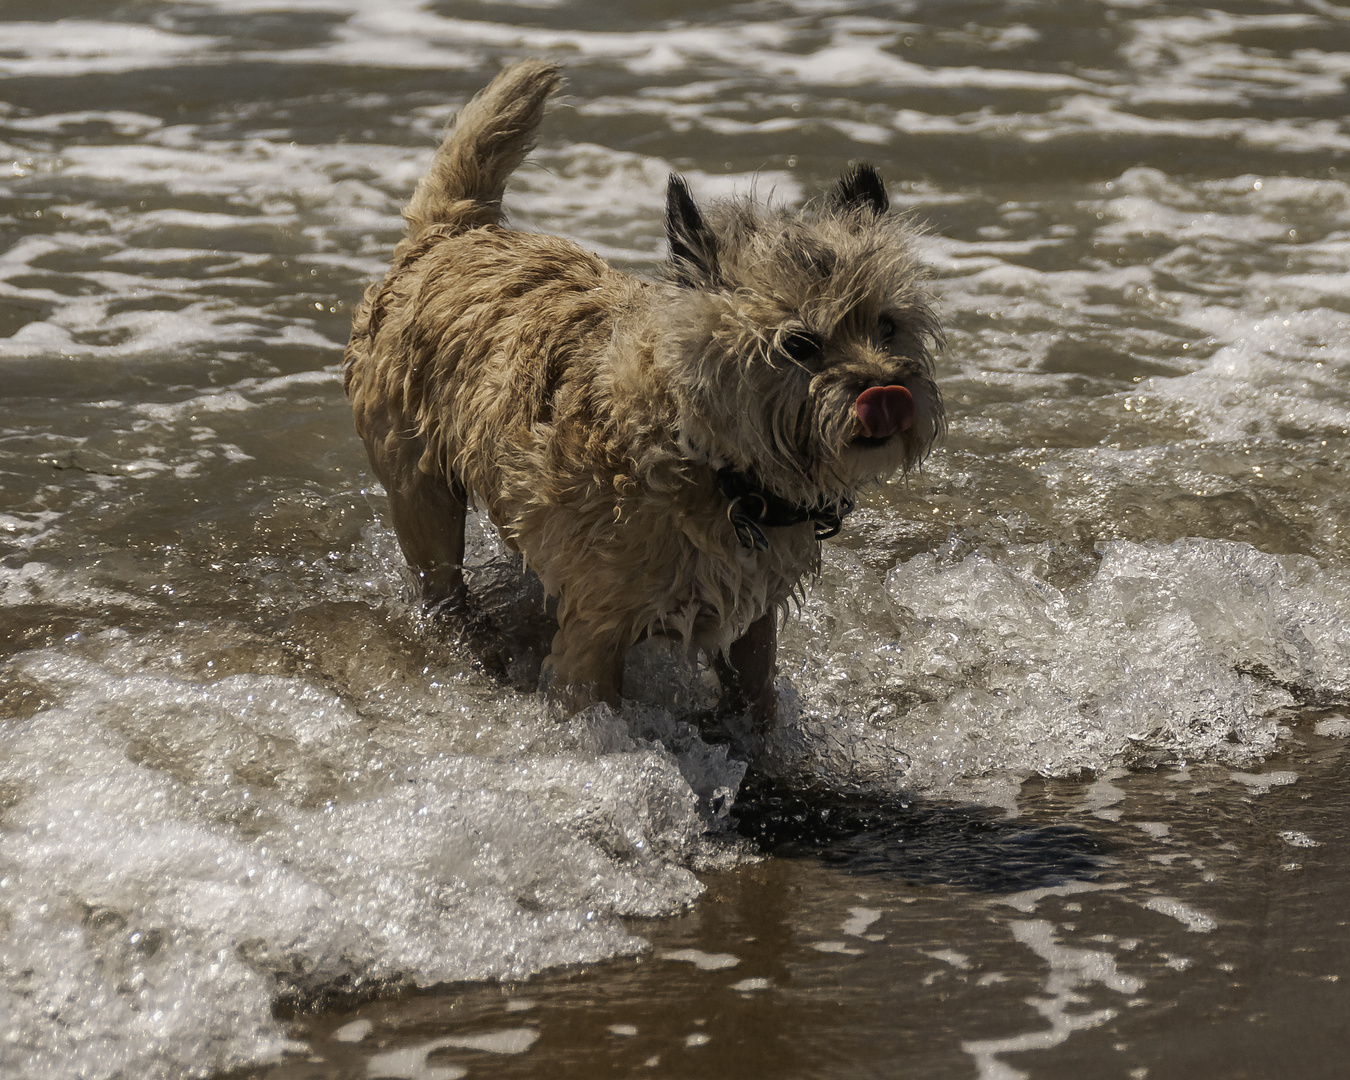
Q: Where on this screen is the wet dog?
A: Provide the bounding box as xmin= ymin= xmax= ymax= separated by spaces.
xmin=343 ymin=59 xmax=944 ymax=728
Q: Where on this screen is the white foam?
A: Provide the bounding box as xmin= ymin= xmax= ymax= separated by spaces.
xmin=812 ymin=941 xmax=863 ymax=956
xmin=0 ymin=512 xmax=61 ymax=552
xmin=333 ymin=1019 xmax=374 ymax=1043
xmin=1142 ymin=897 xmax=1217 ymax=933
xmin=0 ymin=22 xmax=221 ymax=77
xmin=995 ymin=882 xmax=1125 ymax=915
xmin=220 ymin=5 xmax=793 ymax=76
xmin=775 ymin=537 xmax=1350 ymax=795
xmin=1314 ymin=715 xmax=1350 ymax=738
xmin=963 ymin=920 xmax=1140 ymax=1079
xmin=922 ymin=949 xmax=971 ymax=970
xmin=659 ymin=949 xmax=740 ymax=971
xmin=730 ymin=977 xmax=771 ymax=993
xmin=0 ymin=562 xmax=158 ymax=611
xmin=366 ymin=1042 xmax=466 ymax=1080
xmin=1229 ymin=770 xmax=1299 ymax=794
xmin=0 ymin=634 xmax=741 ymax=1080
xmin=1 ymin=110 xmax=163 ymax=136
xmin=436 ymin=1029 xmax=539 ymax=1054
xmin=885 ymin=95 xmax=1350 ymax=155
xmin=841 ymin=906 xmax=881 ymax=937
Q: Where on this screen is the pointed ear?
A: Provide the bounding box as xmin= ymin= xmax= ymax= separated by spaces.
xmin=830 ymin=163 xmax=889 ymax=216
xmin=666 ymin=174 xmax=718 ymax=286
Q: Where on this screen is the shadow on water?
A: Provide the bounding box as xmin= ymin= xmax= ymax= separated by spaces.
xmin=731 ymin=773 xmax=1110 ymax=894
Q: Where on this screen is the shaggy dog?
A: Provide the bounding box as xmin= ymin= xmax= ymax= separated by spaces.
xmin=343 ymin=59 xmax=944 ymax=728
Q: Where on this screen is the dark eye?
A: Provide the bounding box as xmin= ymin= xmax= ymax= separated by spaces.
xmin=779 ymin=329 xmax=823 ymax=368
xmin=878 ymin=313 xmax=897 ymax=344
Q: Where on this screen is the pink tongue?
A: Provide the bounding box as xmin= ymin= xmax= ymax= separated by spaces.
xmin=855 ymin=385 xmax=915 ymax=439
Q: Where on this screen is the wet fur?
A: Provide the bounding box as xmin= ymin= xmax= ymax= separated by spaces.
xmin=343 ymin=59 xmax=944 ymax=723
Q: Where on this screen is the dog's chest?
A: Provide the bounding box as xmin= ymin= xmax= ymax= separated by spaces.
xmin=657 ymin=499 xmax=818 ymax=643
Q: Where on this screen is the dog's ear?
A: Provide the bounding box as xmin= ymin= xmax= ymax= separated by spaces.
xmin=829 ymin=164 xmax=889 ymax=216
xmin=666 ymin=175 xmax=718 ymax=286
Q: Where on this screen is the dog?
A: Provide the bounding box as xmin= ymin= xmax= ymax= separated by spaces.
xmin=343 ymin=59 xmax=944 ymax=730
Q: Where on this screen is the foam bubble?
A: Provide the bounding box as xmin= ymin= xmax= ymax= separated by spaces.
xmin=366 ymin=1042 xmax=467 ymax=1080
xmin=962 ymin=919 xmax=1140 ymax=1078
xmin=0 ymin=22 xmax=220 ymax=77
xmin=1314 ymin=715 xmax=1350 ymax=738
xmin=922 ymin=949 xmax=971 ymax=969
xmin=812 ymin=941 xmax=864 ymax=956
xmin=1228 ymin=770 xmax=1299 ymax=795
xmin=659 ymin=949 xmax=740 ymax=971
xmin=775 ymin=537 xmax=1350 ymax=795
xmin=730 ymin=977 xmax=771 ymax=992
xmin=332 ymin=1019 xmax=373 ymax=1043
xmin=0 ymin=633 xmax=744 ymax=1080
xmin=1142 ymin=897 xmax=1217 ymax=933
xmin=842 ymin=907 xmax=881 ymax=936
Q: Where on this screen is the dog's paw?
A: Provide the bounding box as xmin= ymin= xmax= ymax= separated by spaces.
xmin=693 ymin=704 xmax=768 ymax=763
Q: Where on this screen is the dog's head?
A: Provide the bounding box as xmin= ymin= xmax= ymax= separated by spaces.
xmin=657 ymin=166 xmax=945 ymax=507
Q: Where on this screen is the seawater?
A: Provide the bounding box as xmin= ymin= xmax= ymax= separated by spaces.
xmin=1 ymin=2 xmax=1348 ymax=1078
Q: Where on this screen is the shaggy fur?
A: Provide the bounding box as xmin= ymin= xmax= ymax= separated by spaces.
xmin=344 ymin=59 xmax=944 ymax=724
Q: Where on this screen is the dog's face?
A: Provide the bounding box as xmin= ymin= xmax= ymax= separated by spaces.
xmin=657 ymin=167 xmax=944 ymax=506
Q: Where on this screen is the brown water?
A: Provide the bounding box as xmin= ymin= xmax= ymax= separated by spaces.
xmin=1 ymin=2 xmax=1349 ymax=1078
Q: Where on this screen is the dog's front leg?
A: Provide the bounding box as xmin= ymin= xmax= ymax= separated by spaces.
xmin=715 ymin=611 xmax=778 ymax=728
xmin=541 ymin=619 xmax=627 ymax=716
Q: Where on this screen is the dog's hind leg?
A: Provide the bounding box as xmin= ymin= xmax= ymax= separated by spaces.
xmin=714 ymin=612 xmax=778 ymax=728
xmin=383 ymin=454 xmax=469 ymax=612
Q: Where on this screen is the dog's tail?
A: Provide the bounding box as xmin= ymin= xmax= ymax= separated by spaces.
xmin=403 ymin=59 xmax=561 ymax=236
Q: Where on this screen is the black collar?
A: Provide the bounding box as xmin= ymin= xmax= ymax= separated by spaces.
xmin=715 ymin=466 xmax=854 ymax=551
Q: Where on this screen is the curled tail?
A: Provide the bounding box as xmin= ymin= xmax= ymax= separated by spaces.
xmin=403 ymin=59 xmax=561 ymax=237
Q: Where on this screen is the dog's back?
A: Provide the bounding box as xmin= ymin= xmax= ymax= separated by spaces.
xmin=344 ymin=59 xmax=565 ymax=406
xmin=342 ymin=61 xmax=641 ymax=625
xmin=343 ymin=59 xmax=584 ymax=464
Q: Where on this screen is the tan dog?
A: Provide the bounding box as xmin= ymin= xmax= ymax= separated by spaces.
xmin=344 ymin=60 xmax=944 ymax=728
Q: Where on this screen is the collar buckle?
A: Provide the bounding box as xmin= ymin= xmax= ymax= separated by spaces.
xmin=715 ymin=467 xmax=854 ymax=550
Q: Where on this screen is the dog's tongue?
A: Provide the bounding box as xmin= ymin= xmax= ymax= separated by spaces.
xmin=855 ymin=385 xmax=915 ymax=439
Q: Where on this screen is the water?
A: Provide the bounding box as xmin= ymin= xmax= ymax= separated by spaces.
xmin=1 ymin=1 xmax=1348 ymax=1077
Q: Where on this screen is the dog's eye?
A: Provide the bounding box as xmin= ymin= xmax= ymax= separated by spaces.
xmin=778 ymin=329 xmax=823 ymax=368
xmin=878 ymin=313 xmax=897 ymax=344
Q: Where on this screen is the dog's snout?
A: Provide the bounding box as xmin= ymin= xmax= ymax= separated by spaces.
xmin=855 ymin=384 xmax=914 ymax=439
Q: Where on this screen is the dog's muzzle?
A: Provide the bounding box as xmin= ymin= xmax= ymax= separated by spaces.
xmin=855 ymin=385 xmax=914 ymax=440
